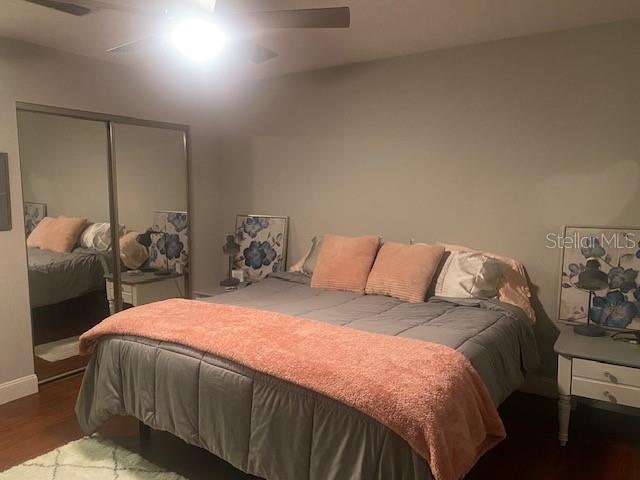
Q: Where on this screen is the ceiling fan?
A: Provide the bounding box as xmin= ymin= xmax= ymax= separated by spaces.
xmin=23 ymin=0 xmax=351 ymax=63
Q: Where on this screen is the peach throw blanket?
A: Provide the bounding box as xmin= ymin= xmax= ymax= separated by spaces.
xmin=80 ymin=299 xmax=505 ymax=480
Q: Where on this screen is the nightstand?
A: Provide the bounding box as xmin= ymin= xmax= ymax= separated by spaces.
xmin=554 ymin=325 xmax=640 ymax=446
xmin=105 ymin=272 xmax=185 ymax=314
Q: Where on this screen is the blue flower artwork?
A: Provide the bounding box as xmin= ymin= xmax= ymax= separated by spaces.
xmin=591 ymin=291 xmax=637 ymax=329
xmin=559 ymin=226 xmax=640 ymax=333
xmin=233 ymin=215 xmax=288 ymax=280
xmin=148 ymin=211 xmax=189 ymax=273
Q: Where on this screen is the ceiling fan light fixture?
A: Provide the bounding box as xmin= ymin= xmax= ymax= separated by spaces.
xmin=171 ymin=18 xmax=227 ymax=62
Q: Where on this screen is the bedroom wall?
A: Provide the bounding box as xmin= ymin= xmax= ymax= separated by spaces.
xmin=0 ymin=37 xmax=220 ymax=402
xmin=215 ymin=20 xmax=640 ymax=383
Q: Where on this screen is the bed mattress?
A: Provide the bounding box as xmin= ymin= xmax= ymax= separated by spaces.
xmin=76 ymin=272 xmax=539 ymax=480
xmin=28 ymin=247 xmax=110 ymax=308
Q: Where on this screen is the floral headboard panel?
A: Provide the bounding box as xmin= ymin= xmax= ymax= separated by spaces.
xmin=147 ymin=211 xmax=189 ymax=274
xmin=24 ymin=202 xmax=47 ymax=236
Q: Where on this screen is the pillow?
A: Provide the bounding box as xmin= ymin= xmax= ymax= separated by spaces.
xmin=435 ymin=251 xmax=502 ymax=299
xmin=28 ymin=216 xmax=88 ymax=253
xmin=288 ymin=236 xmax=316 ymax=273
xmin=119 ymin=231 xmax=148 ymax=270
xmin=438 ymin=243 xmax=535 ymax=322
xmin=311 ymin=234 xmax=381 ymax=294
xmin=79 ymin=223 xmax=113 ymax=252
xmin=303 ymin=236 xmax=323 ymax=275
xmin=365 ymin=242 xmax=445 ymax=303
xmin=26 ymin=216 xmax=54 ymax=249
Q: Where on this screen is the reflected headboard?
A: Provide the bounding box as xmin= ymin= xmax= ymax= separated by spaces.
xmin=147 ymin=211 xmax=189 ymax=274
xmin=24 ymin=201 xmax=47 ymax=236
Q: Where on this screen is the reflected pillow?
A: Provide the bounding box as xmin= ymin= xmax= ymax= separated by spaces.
xmin=366 ymin=242 xmax=445 ymax=303
xmin=435 ymin=251 xmax=502 ymax=299
xmin=119 ymin=231 xmax=148 ymax=270
xmin=28 ymin=216 xmax=88 ymax=253
xmin=79 ymin=222 xmax=124 ymax=252
xmin=311 ymin=234 xmax=380 ymax=294
xmin=26 ymin=217 xmax=54 ymax=249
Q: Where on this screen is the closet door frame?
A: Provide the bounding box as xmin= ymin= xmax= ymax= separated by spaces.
xmin=16 ymin=102 xmax=193 ymax=313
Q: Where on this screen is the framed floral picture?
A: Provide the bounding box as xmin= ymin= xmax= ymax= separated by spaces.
xmin=558 ymin=225 xmax=640 ymax=331
xmin=24 ymin=202 xmax=47 ymax=235
xmin=233 ymin=214 xmax=289 ymax=280
xmin=148 ymin=211 xmax=189 ymax=273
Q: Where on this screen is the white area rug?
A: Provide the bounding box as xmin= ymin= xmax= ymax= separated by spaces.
xmin=0 ymin=435 xmax=186 ymax=479
xmin=34 ymin=337 xmax=80 ymax=363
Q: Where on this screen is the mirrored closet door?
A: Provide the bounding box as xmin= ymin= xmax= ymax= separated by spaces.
xmin=110 ymin=123 xmax=189 ymax=314
xmin=18 ymin=110 xmax=112 ymax=382
xmin=17 ymin=105 xmax=191 ymax=384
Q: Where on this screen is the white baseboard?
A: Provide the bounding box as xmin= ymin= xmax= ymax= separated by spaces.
xmin=0 ymin=374 xmax=38 ymax=406
xmin=518 ymin=374 xmax=558 ymax=399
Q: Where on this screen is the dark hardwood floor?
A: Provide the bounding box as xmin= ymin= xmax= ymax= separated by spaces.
xmin=1 ymin=374 xmax=638 ymax=479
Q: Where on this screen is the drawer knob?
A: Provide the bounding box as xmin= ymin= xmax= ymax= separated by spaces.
xmin=604 ymin=372 xmax=618 ymax=384
xmin=603 ymin=391 xmax=618 ymax=404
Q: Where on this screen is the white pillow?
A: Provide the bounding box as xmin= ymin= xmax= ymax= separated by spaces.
xmin=79 ymin=223 xmax=125 ymax=252
xmin=435 ymin=251 xmax=503 ymax=299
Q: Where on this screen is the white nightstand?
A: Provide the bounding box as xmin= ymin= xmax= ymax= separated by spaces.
xmin=105 ymin=272 xmax=185 ymax=314
xmin=554 ymin=325 xmax=640 ymax=446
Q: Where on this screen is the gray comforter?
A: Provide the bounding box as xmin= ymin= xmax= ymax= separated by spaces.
xmin=76 ymin=273 xmax=539 ymax=480
xmin=28 ymin=247 xmax=110 ymax=308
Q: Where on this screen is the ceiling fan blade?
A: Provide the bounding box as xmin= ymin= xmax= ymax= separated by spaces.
xmin=230 ymin=7 xmax=350 ymax=29
xmin=24 ymin=0 xmax=91 ymax=16
xmin=107 ymin=35 xmax=159 ymax=53
xmin=233 ymin=40 xmax=279 ymax=63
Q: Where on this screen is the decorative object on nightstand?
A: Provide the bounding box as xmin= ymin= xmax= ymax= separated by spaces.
xmin=558 ymin=225 xmax=640 ymax=334
xmin=220 ymin=234 xmax=240 ymax=287
xmin=234 ymin=214 xmax=289 ymax=281
xmin=554 ymin=325 xmax=640 ymax=447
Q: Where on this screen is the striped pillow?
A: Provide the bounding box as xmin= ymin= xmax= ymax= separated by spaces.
xmin=311 ymin=234 xmax=381 ymax=294
xmin=365 ymin=242 xmax=445 ymax=303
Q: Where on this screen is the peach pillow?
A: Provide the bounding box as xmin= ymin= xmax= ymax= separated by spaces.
xmin=311 ymin=234 xmax=381 ymax=294
xmin=366 ymin=242 xmax=445 ymax=303
xmin=27 ymin=216 xmax=88 ymax=253
xmin=26 ymin=216 xmax=54 ymax=249
xmin=120 ymin=231 xmax=149 ymax=270
xmin=439 ymin=243 xmax=535 ymax=322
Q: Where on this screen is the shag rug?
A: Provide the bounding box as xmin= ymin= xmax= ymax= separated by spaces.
xmin=34 ymin=336 xmax=80 ymax=363
xmin=0 ymin=435 xmax=186 ymax=479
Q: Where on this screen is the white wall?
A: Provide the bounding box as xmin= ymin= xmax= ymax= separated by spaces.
xmin=215 ymin=20 xmax=640 ymax=380
xmin=17 ymin=111 xmax=110 ymax=222
xmin=0 ymin=37 xmax=220 ymax=399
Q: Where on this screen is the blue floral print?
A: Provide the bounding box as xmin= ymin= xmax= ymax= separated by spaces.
xmin=243 ymin=240 xmax=277 ymax=269
xmin=591 ymin=290 xmax=637 ymax=328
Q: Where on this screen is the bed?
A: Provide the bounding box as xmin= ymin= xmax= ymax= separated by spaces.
xmin=27 ymin=246 xmax=111 ymax=309
xmin=76 ymin=272 xmax=539 ymax=480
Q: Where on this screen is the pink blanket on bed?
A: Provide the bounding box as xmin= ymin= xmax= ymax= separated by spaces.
xmin=80 ymin=299 xmax=505 ymax=480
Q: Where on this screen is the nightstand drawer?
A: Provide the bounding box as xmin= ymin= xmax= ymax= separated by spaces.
xmin=573 ymin=359 xmax=640 ymax=388
xmin=572 ymin=378 xmax=640 ymax=408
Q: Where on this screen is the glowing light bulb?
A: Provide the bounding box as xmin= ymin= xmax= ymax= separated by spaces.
xmin=171 ymin=18 xmax=227 ymax=62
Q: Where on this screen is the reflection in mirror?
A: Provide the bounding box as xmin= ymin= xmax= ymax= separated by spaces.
xmin=111 ymin=123 xmax=189 ymax=312
xmin=17 ymin=111 xmax=112 ymax=383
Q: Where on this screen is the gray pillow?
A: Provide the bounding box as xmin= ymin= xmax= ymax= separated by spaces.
xmin=302 ymin=236 xmax=323 ymax=275
xmin=435 ymin=251 xmax=503 ymax=299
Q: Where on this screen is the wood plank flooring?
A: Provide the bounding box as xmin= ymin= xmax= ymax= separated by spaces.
xmin=1 ymin=374 xmax=638 ymax=479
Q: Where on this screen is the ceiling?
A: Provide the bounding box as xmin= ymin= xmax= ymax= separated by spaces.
xmin=2 ymin=0 xmax=640 ymax=79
